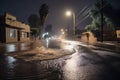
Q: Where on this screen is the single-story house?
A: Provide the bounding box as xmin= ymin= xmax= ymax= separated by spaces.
xmin=0 ymin=13 xmax=30 ymax=43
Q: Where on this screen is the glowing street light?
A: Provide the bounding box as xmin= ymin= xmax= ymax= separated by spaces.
xmin=66 ymin=11 xmax=72 ymax=16
xmin=66 ymin=10 xmax=76 ymax=35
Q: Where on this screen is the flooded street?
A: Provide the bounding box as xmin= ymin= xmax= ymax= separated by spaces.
xmin=0 ymin=42 xmax=32 ymax=53
xmin=0 ymin=0 xmax=120 ymax=79
xmin=0 ymin=42 xmax=120 ymax=80
xmin=0 ymin=55 xmax=65 ymax=80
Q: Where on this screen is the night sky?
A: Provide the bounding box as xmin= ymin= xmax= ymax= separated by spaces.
xmin=0 ymin=0 xmax=120 ymax=31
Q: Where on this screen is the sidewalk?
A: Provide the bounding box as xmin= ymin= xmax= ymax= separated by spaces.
xmin=0 ymin=40 xmax=34 ymax=53
xmin=93 ymin=41 xmax=120 ymax=53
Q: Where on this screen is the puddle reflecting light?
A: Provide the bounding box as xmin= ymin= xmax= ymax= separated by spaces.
xmin=6 ymin=44 xmax=16 ymax=52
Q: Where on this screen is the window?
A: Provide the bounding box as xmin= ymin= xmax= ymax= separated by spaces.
xmin=21 ymin=32 xmax=27 ymax=38
xmin=21 ymin=32 xmax=24 ymax=38
xmin=24 ymin=32 xmax=27 ymax=38
xmin=9 ymin=29 xmax=16 ymax=38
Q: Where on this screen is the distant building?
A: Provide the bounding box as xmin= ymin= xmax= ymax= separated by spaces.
xmin=103 ymin=29 xmax=116 ymax=41
xmin=0 ymin=13 xmax=30 ymax=43
xmin=80 ymin=32 xmax=97 ymax=44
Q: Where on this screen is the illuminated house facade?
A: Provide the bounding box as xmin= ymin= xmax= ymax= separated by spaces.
xmin=116 ymin=30 xmax=120 ymax=41
xmin=0 ymin=13 xmax=30 ymax=43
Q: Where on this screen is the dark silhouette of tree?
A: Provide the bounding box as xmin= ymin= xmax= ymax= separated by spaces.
xmin=28 ymin=14 xmax=40 ymax=36
xmin=31 ymin=29 xmax=38 ymax=36
xmin=39 ymin=3 xmax=49 ymax=27
xmin=106 ymin=9 xmax=120 ymax=28
xmin=45 ymin=24 xmax=52 ymax=34
xmin=85 ymin=0 xmax=114 ymax=31
xmin=28 ymin=14 xmax=40 ymax=28
xmin=28 ymin=3 xmax=49 ymax=38
xmin=94 ymin=0 xmax=120 ymax=28
xmin=75 ymin=28 xmax=82 ymax=35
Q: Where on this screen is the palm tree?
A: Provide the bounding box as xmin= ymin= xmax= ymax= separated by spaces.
xmin=39 ymin=3 xmax=49 ymax=35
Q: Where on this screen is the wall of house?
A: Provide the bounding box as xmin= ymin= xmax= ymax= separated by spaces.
xmin=20 ymin=24 xmax=30 ymax=42
xmin=102 ymin=30 xmax=116 ymax=41
xmin=80 ymin=32 xmax=97 ymax=44
xmin=0 ymin=13 xmax=30 ymax=43
xmin=5 ymin=13 xmax=30 ymax=43
xmin=20 ymin=31 xmax=30 ymax=42
xmin=116 ymin=30 xmax=120 ymax=41
xmin=6 ymin=27 xmax=18 ymax=43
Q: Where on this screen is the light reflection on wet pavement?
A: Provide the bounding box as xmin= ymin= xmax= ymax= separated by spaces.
xmin=0 ymin=42 xmax=120 ymax=80
xmin=0 ymin=55 xmax=65 ymax=80
xmin=0 ymin=42 xmax=32 ymax=53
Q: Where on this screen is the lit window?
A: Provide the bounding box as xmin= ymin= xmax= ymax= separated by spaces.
xmin=21 ymin=32 xmax=24 ymax=38
xmin=25 ymin=32 xmax=27 ymax=37
xmin=9 ymin=29 xmax=16 ymax=38
xmin=21 ymin=32 xmax=27 ymax=38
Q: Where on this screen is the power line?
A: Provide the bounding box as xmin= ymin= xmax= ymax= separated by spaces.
xmin=78 ymin=7 xmax=91 ymax=18
xmin=76 ymin=0 xmax=94 ymax=17
xmin=76 ymin=13 xmax=90 ymax=26
xmin=76 ymin=7 xmax=92 ymax=26
xmin=76 ymin=1 xmax=95 ymax=26
xmin=77 ymin=6 xmax=88 ymax=17
xmin=76 ymin=6 xmax=91 ymax=21
xmin=77 ymin=5 xmax=92 ymax=17
xmin=76 ymin=0 xmax=109 ymax=27
xmin=94 ymin=0 xmax=110 ymax=10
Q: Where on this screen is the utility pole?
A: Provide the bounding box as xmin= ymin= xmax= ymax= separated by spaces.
xmin=73 ymin=12 xmax=76 ymax=35
xmin=66 ymin=11 xmax=76 ymax=35
xmin=100 ymin=0 xmax=104 ymax=42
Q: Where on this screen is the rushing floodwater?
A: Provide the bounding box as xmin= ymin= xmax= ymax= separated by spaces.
xmin=0 ymin=54 xmax=69 ymax=80
xmin=1 ymin=41 xmax=120 ymax=80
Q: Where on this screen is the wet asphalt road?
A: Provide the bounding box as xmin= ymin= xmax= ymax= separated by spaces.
xmin=0 ymin=42 xmax=120 ymax=80
xmin=0 ymin=42 xmax=32 ymax=53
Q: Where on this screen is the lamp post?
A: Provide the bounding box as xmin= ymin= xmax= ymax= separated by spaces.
xmin=66 ymin=11 xmax=76 ymax=35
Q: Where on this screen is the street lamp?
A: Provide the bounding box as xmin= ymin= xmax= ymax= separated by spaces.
xmin=66 ymin=11 xmax=72 ymax=16
xmin=66 ymin=10 xmax=76 ymax=35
